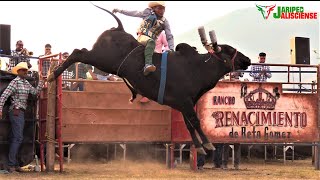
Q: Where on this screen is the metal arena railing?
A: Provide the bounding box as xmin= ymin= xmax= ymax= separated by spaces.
xmin=228 ymin=62 xmax=319 ymax=94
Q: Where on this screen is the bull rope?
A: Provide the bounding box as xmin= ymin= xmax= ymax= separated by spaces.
xmin=116 ymin=45 xmax=143 ymax=76
xmin=157 ymin=51 xmax=169 ymax=104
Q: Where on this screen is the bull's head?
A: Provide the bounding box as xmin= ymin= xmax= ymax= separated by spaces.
xmin=217 ymin=44 xmax=251 ymax=72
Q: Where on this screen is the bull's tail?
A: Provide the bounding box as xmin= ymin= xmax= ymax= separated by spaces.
xmin=90 ymin=2 xmax=124 ymax=31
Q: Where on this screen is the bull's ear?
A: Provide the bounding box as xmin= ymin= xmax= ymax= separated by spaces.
xmin=226 ymin=45 xmax=236 ymax=54
xmin=218 ymin=45 xmax=231 ymax=54
xmin=215 ymin=45 xmax=222 ymax=53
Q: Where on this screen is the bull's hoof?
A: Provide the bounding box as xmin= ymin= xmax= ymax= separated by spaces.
xmin=129 ymin=98 xmax=134 ymax=104
xmin=196 ymin=147 xmax=207 ymax=155
xmin=203 ymin=143 xmax=215 ymax=150
xmin=140 ymin=97 xmax=150 ymax=103
xmin=47 ymin=73 xmax=55 ymax=82
xmin=129 ymin=95 xmax=137 ymax=104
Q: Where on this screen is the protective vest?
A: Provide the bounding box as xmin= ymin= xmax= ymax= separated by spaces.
xmin=138 ymin=11 xmax=166 ymax=40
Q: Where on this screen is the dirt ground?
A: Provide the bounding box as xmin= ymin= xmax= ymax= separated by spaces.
xmin=0 ymin=158 xmax=319 ymax=180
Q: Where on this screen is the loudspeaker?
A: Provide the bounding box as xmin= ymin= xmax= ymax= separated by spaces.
xmin=0 ymin=24 xmax=11 ymax=55
xmin=290 ymin=37 xmax=310 ymax=65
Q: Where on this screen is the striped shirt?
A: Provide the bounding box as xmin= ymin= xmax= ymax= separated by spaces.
xmin=8 ymin=51 xmax=31 ymax=71
xmin=40 ymin=59 xmax=51 ymax=77
xmin=67 ymin=63 xmax=88 ymax=79
xmin=62 ymin=70 xmax=72 ymax=88
xmin=0 ymin=77 xmax=44 ymax=112
xmin=249 ymin=65 xmax=272 ymax=82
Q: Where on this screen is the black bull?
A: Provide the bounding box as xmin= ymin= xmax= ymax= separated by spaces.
xmin=47 ymin=5 xmax=251 ymax=154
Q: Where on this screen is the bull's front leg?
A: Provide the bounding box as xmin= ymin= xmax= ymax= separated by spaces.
xmin=182 ymin=114 xmax=207 ymax=155
xmin=181 ymin=101 xmax=215 ymax=155
xmin=47 ymin=48 xmax=89 ymax=82
xmin=187 ymin=108 xmax=215 ymax=151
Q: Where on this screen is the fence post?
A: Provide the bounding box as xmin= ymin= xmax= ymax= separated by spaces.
xmin=316 ymin=65 xmax=320 ymax=170
xmin=46 ymin=61 xmax=58 ymax=172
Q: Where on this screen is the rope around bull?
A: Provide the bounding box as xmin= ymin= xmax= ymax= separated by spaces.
xmin=116 ymin=45 xmax=143 ymax=76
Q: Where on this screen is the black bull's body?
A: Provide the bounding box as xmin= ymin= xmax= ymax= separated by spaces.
xmin=48 ymin=5 xmax=251 ymax=154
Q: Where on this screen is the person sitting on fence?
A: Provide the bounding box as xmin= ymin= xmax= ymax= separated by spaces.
xmin=61 ymin=52 xmax=72 ymax=90
xmin=0 ymin=62 xmax=45 ymax=173
xmin=85 ymin=65 xmax=116 ymax=81
xmin=8 ymin=40 xmax=32 ymax=72
xmin=38 ymin=44 xmax=58 ymax=77
xmin=67 ymin=62 xmax=88 ymax=91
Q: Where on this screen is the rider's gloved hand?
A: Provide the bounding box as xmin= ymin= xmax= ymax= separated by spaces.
xmin=112 ymin=8 xmax=121 ymax=13
xmin=165 ymin=49 xmax=174 ymax=53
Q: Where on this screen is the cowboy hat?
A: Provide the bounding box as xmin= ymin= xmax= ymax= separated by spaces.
xmin=11 ymin=62 xmax=29 ymax=75
xmin=148 ymin=1 xmax=165 ymax=8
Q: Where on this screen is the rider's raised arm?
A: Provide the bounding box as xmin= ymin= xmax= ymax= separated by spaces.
xmin=163 ymin=19 xmax=174 ymax=51
xmin=118 ymin=8 xmax=151 ymax=18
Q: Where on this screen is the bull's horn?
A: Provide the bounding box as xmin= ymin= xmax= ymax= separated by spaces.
xmin=209 ymin=30 xmax=221 ymax=53
xmin=90 ymin=2 xmax=124 ymax=31
xmin=198 ymin=26 xmax=208 ymax=45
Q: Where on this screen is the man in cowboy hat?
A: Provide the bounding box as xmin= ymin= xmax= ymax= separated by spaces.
xmin=0 ymin=62 xmax=45 ymax=173
xmin=113 ymin=1 xmax=174 ymax=76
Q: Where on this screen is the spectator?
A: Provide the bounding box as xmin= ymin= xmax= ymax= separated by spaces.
xmin=197 ymin=143 xmax=241 ymax=170
xmin=61 ymin=52 xmax=72 ymax=90
xmin=86 ymin=65 xmax=113 ymax=81
xmin=225 ymin=71 xmax=244 ymax=81
xmin=8 ymin=40 xmax=32 ymax=72
xmin=249 ymin=52 xmax=272 ymax=82
xmin=0 ymin=62 xmax=45 ymax=173
xmin=38 ymin=44 xmax=57 ymax=77
xmin=67 ymin=62 xmax=87 ymax=91
xmin=197 ymin=143 xmax=221 ymax=170
xmin=221 ymin=143 xmax=241 ymax=170
xmin=154 ymin=31 xmax=169 ymax=53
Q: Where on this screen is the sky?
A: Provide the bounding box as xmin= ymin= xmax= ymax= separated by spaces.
xmin=0 ymin=1 xmax=319 ymax=71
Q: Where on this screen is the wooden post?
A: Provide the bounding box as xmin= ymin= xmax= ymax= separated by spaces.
xmin=316 ymin=65 xmax=320 ymax=170
xmin=315 ymin=143 xmax=320 ymax=170
xmin=179 ymin=144 xmax=186 ymax=164
xmin=75 ymin=62 xmax=79 ymax=80
xmin=170 ymin=143 xmax=175 ymax=168
xmin=46 ymin=61 xmax=58 ymax=172
xmin=189 ymin=145 xmax=197 ymax=171
xmin=165 ymin=144 xmax=170 ymax=168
